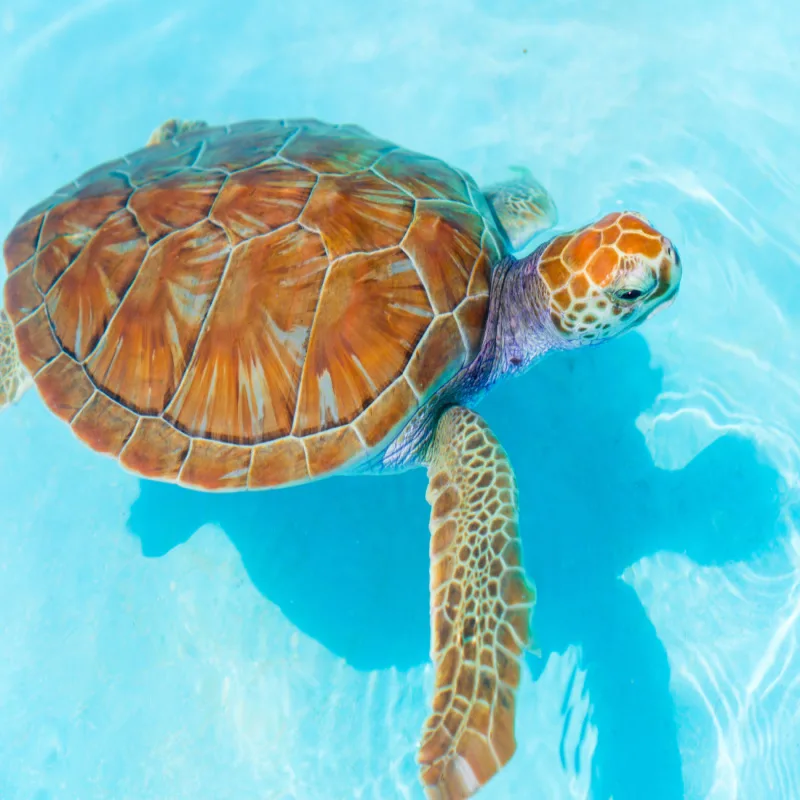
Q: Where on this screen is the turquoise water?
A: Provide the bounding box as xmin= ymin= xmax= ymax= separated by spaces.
xmin=1 ymin=1 xmax=799 ymax=798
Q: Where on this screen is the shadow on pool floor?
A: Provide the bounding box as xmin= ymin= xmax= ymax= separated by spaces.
xmin=129 ymin=332 xmax=784 ymax=800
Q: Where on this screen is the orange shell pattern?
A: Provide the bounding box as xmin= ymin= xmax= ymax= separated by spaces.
xmin=3 ymin=120 xmax=501 ymax=490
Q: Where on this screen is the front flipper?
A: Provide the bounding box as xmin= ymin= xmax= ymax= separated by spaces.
xmin=483 ymin=166 xmax=558 ymax=252
xmin=419 ymin=406 xmax=536 ymax=799
xmin=0 ymin=309 xmax=31 ymax=411
xmin=146 ymin=118 xmax=209 ymax=147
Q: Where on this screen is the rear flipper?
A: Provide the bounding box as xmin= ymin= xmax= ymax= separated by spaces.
xmin=0 ymin=309 xmax=31 ymax=410
xmin=146 ymin=118 xmax=209 ymax=147
xmin=419 ymin=406 xmax=536 ymax=798
xmin=482 ymin=166 xmax=558 ymax=252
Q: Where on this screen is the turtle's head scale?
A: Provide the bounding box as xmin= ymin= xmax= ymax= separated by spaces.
xmin=534 ymin=211 xmax=682 ymax=347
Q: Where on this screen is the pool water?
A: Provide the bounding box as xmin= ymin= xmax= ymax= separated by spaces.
xmin=1 ymin=1 xmax=799 ymax=798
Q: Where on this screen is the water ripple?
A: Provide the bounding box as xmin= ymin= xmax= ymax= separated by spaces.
xmin=625 ymin=531 xmax=800 ymax=799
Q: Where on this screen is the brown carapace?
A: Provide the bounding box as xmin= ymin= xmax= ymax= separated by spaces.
xmin=3 ymin=119 xmax=504 ymax=490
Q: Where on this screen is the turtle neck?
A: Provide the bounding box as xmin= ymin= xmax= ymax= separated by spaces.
xmin=376 ymin=247 xmax=571 ymax=470
xmin=460 ymin=246 xmax=570 ymax=396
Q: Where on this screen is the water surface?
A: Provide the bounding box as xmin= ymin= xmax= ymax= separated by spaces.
xmin=1 ymin=1 xmax=799 ymax=798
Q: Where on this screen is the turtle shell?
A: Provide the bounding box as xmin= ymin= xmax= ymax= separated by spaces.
xmin=3 ymin=119 xmax=503 ymax=490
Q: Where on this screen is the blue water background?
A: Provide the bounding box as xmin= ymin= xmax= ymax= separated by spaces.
xmin=1 ymin=1 xmax=799 ymax=798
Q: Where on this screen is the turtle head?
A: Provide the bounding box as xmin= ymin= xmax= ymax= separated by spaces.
xmin=535 ymin=211 xmax=681 ymax=347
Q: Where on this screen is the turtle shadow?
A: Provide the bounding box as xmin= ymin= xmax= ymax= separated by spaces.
xmin=128 ymin=425 xmax=433 ymax=673
xmin=128 ymin=332 xmax=784 ymax=800
xmin=483 ymin=334 xmax=784 ymax=800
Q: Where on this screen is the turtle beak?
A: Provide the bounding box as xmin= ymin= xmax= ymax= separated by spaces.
xmin=647 ymin=292 xmax=677 ymax=319
xmin=643 ymin=239 xmax=682 ymax=320
xmin=662 ymin=240 xmax=682 ymax=303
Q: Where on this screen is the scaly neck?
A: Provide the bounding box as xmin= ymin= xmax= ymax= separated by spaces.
xmin=467 ymin=247 xmax=570 ymax=390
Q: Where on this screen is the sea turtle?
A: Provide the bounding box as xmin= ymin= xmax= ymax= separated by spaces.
xmin=0 ymin=118 xmax=681 ymax=798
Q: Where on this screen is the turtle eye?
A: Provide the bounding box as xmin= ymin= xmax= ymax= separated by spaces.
xmin=617 ymin=288 xmax=644 ymax=301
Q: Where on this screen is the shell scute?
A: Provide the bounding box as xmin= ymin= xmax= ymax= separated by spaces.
xmin=34 ymin=183 xmax=132 ymax=293
xmin=85 ymin=219 xmax=230 ymax=414
xmin=293 ymin=247 xmax=433 ymax=437
xmin=229 ymin=119 xmax=292 ymax=137
xmin=130 ymin=169 xmax=225 ymax=243
xmin=4 ymin=213 xmax=45 ymax=273
xmin=3 ymin=260 xmax=42 ymax=324
xmin=454 ymin=294 xmax=490 ymax=360
xmin=355 ymin=377 xmax=419 ymax=448
xmin=210 ymin=161 xmax=316 ymax=244
xmin=124 ymin=138 xmax=205 ymax=186
xmin=195 ymin=122 xmax=295 ymax=172
xmin=403 ymin=201 xmax=485 ymax=315
xmin=35 ymin=353 xmax=94 ymax=423
xmin=119 ymin=418 xmax=190 ymax=480
xmin=375 ymin=150 xmax=471 ymax=205
xmin=304 ymin=425 xmax=366 ymax=476
xmin=406 ymin=313 xmax=467 ymax=396
xmin=282 ymin=125 xmax=395 ymax=174
xmin=300 ymin=171 xmax=414 ymax=259
xmin=14 ymin=306 xmax=60 ymax=375
xmin=34 ymin=234 xmax=86 ymax=295
xmin=165 ymin=223 xmax=329 ymax=444
xmin=180 ymin=439 xmax=252 ymax=490
xmin=71 ymin=392 xmax=138 ymax=456
xmin=46 ymin=208 xmax=148 ymax=361
xmin=249 ymin=438 xmax=309 ymax=488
